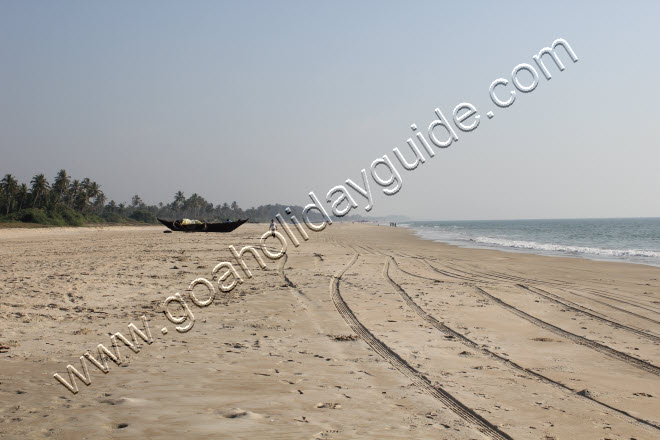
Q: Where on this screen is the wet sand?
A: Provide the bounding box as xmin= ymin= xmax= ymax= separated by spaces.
xmin=1 ymin=223 xmax=659 ymax=439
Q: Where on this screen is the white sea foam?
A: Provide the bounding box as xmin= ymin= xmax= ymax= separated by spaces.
xmin=470 ymin=236 xmax=660 ymax=259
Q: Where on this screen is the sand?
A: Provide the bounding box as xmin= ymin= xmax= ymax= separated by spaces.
xmin=0 ymin=223 xmax=659 ymax=439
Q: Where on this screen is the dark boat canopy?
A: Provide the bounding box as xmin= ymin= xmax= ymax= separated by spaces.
xmin=158 ymin=218 xmax=248 ymax=233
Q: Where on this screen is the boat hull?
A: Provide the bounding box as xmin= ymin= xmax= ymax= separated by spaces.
xmin=157 ymin=218 xmax=248 ymax=233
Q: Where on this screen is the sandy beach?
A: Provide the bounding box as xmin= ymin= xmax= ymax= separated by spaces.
xmin=1 ymin=223 xmax=659 ymax=439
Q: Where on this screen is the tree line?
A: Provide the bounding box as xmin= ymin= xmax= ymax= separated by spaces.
xmin=0 ymin=170 xmax=310 ymax=226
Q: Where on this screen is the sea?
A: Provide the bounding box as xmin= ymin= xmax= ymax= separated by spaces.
xmin=402 ymin=218 xmax=660 ymax=267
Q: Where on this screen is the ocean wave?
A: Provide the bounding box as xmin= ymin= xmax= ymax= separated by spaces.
xmin=416 ymin=224 xmax=464 ymax=230
xmin=470 ymin=236 xmax=660 ymax=259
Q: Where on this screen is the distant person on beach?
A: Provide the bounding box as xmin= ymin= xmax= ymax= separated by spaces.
xmin=269 ymin=219 xmax=277 ymax=237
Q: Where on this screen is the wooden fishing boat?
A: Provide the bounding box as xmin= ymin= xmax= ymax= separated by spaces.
xmin=157 ymin=218 xmax=248 ymax=233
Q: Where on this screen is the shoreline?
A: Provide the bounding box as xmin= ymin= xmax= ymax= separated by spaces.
xmin=409 ymin=228 xmax=660 ymax=268
xmin=402 ymin=220 xmax=660 ymax=268
xmin=371 ymin=224 xmax=660 ymax=277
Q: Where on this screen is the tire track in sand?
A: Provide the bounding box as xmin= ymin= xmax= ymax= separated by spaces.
xmin=277 ymin=252 xmax=327 ymax=336
xmin=443 ymin=262 xmax=660 ymax=319
xmin=385 ymin=257 xmax=660 ymax=432
xmin=426 ymin=260 xmax=660 ymax=327
xmin=472 ymin=286 xmax=660 ymax=377
xmin=330 ymin=251 xmax=513 ymax=440
xmin=517 ymin=284 xmax=660 ymax=343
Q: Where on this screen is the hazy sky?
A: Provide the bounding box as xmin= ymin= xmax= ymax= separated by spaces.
xmin=1 ymin=1 xmax=658 ymax=220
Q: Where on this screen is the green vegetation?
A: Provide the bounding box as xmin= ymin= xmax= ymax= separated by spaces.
xmin=0 ymin=170 xmax=312 ymax=227
xmin=0 ymin=171 xmax=107 ymax=226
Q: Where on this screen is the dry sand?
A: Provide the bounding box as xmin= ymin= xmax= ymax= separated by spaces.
xmin=0 ymin=223 xmax=659 ymax=439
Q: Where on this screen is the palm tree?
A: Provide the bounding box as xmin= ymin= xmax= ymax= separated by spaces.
xmin=184 ymin=193 xmax=207 ymax=218
xmin=131 ymin=195 xmax=143 ymax=208
xmin=173 ymin=191 xmax=185 ymax=210
xmin=16 ymin=183 xmax=28 ymax=211
xmin=1 ymin=174 xmax=18 ymax=214
xmin=80 ymin=178 xmax=91 ymax=194
xmin=73 ymin=192 xmax=88 ymax=212
xmin=68 ymin=180 xmax=80 ymax=208
xmin=30 ymin=174 xmax=50 ymax=208
xmin=52 ymin=169 xmax=70 ymax=204
xmin=93 ymin=191 xmax=106 ymax=214
xmin=87 ymin=181 xmax=99 ymax=198
xmin=86 ymin=182 xmax=101 ymax=213
xmin=107 ymin=200 xmax=118 ymax=213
